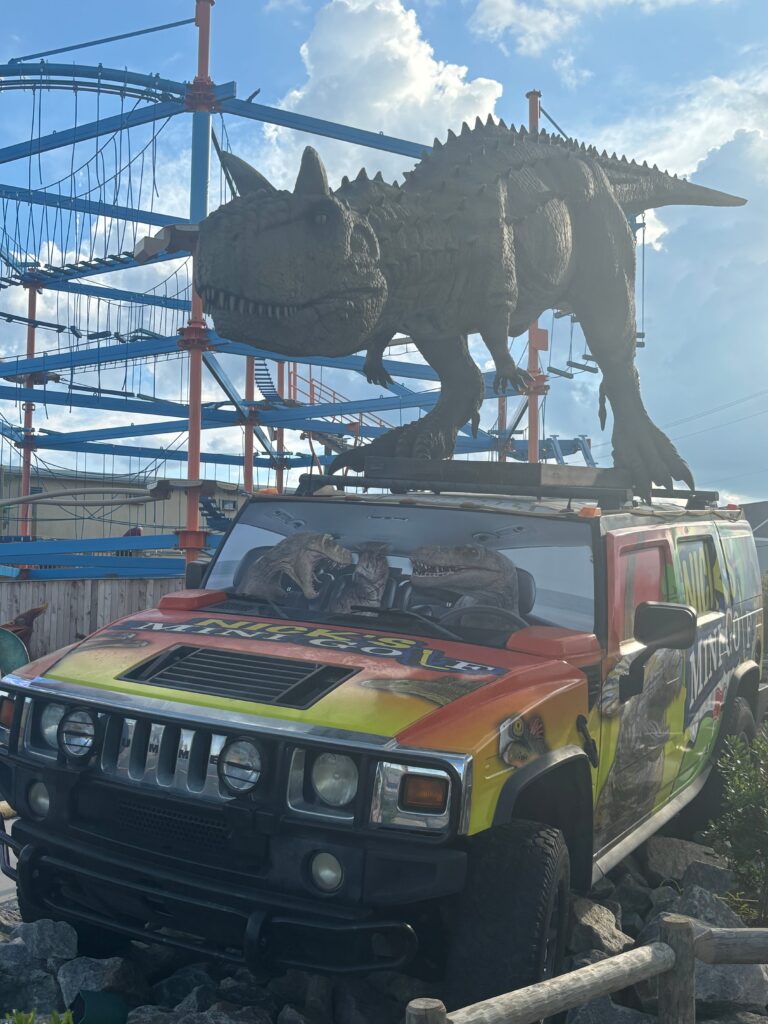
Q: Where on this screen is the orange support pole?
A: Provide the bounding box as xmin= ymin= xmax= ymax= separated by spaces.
xmin=19 ymin=286 xmax=37 ymax=538
xmin=195 ymin=0 xmax=214 ymax=83
xmin=244 ymin=356 xmax=255 ymax=494
xmin=525 ymin=89 xmax=548 ymax=464
xmin=178 ymin=287 xmax=208 ymax=563
xmin=276 ymin=362 xmax=285 ymax=494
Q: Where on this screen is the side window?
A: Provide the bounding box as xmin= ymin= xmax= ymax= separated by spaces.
xmin=719 ymin=532 xmax=761 ymax=607
xmin=619 ymin=545 xmax=665 ymax=641
xmin=677 ymin=537 xmax=724 ymax=615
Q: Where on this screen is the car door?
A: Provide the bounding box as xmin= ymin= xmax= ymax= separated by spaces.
xmin=593 ymin=528 xmax=683 ymax=849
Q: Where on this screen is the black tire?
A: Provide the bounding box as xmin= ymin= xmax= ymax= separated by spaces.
xmin=673 ymin=695 xmax=757 ymax=838
xmin=18 ymin=889 xmax=129 ymax=958
xmin=441 ymin=820 xmax=570 ymax=1011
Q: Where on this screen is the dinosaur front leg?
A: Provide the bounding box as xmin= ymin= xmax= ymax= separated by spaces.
xmin=481 ymin=327 xmax=533 ymax=395
xmin=568 ymin=195 xmax=693 ymax=497
xmin=329 ymin=335 xmax=484 ymax=472
xmin=362 ymin=328 xmax=395 ymax=387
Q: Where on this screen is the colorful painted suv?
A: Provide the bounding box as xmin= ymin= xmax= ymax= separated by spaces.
xmin=0 ymin=462 xmax=764 ymax=1008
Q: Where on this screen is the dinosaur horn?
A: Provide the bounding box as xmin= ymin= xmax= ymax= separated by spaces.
xmin=219 ymin=152 xmax=277 ymax=195
xmin=609 ymin=165 xmax=747 ymax=215
xmin=294 ymin=146 xmax=330 ymax=196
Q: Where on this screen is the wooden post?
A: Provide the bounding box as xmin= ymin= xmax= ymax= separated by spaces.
xmin=658 ymin=914 xmax=695 ymax=1024
xmin=406 ymin=999 xmax=449 ymax=1024
xmin=695 ymin=926 xmax=768 ymax=964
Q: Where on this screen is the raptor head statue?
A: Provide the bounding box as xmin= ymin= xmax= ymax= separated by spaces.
xmin=194 ymin=147 xmax=388 ymax=355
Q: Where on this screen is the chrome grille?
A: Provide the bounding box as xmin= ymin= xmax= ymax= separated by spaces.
xmin=98 ymin=713 xmax=231 ymax=801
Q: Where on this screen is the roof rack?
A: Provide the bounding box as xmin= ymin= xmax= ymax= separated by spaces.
xmin=296 ymin=458 xmax=720 ymax=512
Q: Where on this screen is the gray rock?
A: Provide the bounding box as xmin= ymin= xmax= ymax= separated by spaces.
xmin=128 ymin=1008 xmax=177 ymax=1024
xmin=0 ymin=936 xmax=36 ymax=979
xmin=131 ymin=942 xmax=194 ymax=984
xmin=649 ymin=885 xmax=680 ymax=915
xmin=0 ymin=897 xmax=21 ymax=935
xmin=565 ymin=995 xmax=655 ymax=1023
xmin=704 ymin=1014 xmax=768 ymax=1023
xmin=304 ymin=974 xmax=333 ymax=1020
xmin=175 ymin=986 xmax=218 ymax=1014
xmin=10 ymin=967 xmax=62 ymax=1015
xmin=58 ymin=955 xmax=147 ymax=1009
xmin=154 ymin=964 xmax=218 ymax=1008
xmin=278 ymin=1008 xmax=312 ymax=1024
xmin=600 ymin=899 xmax=624 ymax=930
xmin=11 ymin=918 xmax=79 ymax=961
xmin=693 ymin=957 xmax=768 ymax=1014
xmin=177 ymin=1014 xmax=245 ymax=1024
xmin=621 ymin=913 xmax=646 ymax=939
xmin=568 ymin=897 xmax=634 ymax=956
xmin=678 ymin=885 xmax=745 ymax=929
xmin=365 ymin=971 xmax=434 ymax=1006
xmin=218 ymin=969 xmax=277 ymax=1012
xmin=612 ymin=876 xmax=653 ymax=919
xmin=590 ymin=877 xmax=615 ymax=900
xmin=334 ymin=978 xmax=400 ymax=1024
xmin=644 ymin=837 xmax=726 ymax=885
xmin=682 ymin=859 xmax=736 ymax=896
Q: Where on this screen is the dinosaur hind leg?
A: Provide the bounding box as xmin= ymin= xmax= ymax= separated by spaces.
xmin=329 ymin=335 xmax=484 ymax=473
xmin=602 ymin=363 xmax=694 ymax=497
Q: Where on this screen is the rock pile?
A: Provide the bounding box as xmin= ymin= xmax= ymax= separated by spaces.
xmin=567 ymin=836 xmax=768 ymax=1023
xmin=0 ymin=836 xmax=765 ymax=1023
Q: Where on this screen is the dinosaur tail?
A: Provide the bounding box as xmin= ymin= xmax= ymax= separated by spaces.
xmin=603 ymin=164 xmax=746 ymax=216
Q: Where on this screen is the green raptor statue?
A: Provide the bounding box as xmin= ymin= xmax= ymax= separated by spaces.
xmin=189 ymin=120 xmax=745 ymax=494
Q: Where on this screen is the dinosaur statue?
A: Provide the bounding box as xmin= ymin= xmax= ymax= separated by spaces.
xmin=410 ymin=544 xmax=520 ymax=612
xmin=331 ymin=544 xmax=391 ymax=614
xmin=190 ymin=122 xmax=746 ymax=494
xmin=237 ymin=532 xmax=353 ymax=601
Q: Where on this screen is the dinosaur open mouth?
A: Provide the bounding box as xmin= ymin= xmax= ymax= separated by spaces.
xmin=200 ymin=287 xmax=302 ymax=320
xmin=412 ymin=562 xmax=465 ymax=578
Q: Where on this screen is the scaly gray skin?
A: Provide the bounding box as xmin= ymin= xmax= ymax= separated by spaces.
xmin=332 ymin=545 xmax=390 ymax=614
xmin=410 ymin=544 xmax=519 ymax=612
xmin=238 ymin=532 xmax=353 ymax=601
xmin=194 ymin=124 xmax=745 ymax=495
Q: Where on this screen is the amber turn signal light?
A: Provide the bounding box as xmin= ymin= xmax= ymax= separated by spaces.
xmin=399 ymin=774 xmax=449 ymax=814
xmin=0 ymin=698 xmax=14 ymax=730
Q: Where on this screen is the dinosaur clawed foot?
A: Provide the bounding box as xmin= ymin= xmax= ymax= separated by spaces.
xmin=363 ymin=353 xmax=394 ymax=388
xmin=493 ymin=357 xmax=533 ymax=395
xmin=328 ymin=415 xmax=460 ymax=475
xmin=612 ymin=400 xmax=694 ymax=499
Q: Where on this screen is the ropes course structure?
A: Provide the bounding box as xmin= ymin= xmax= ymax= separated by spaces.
xmin=0 ymin=2 xmax=595 ymax=579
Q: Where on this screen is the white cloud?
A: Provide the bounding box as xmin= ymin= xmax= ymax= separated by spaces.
xmin=234 ymin=0 xmax=502 ymax=186
xmin=470 ymin=0 xmax=728 ymax=57
xmin=552 ymin=51 xmax=593 ymax=89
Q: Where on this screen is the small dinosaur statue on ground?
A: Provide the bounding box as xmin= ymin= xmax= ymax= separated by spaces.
xmin=410 ymin=544 xmax=520 ymax=612
xmin=191 ymin=121 xmax=745 ymax=495
xmin=238 ymin=532 xmax=353 ymax=601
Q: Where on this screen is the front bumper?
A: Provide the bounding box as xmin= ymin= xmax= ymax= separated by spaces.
xmin=0 ymin=797 xmax=465 ymax=972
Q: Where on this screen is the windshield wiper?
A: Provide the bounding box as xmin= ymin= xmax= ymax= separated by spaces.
xmin=225 ymin=592 xmax=288 ymax=619
xmin=326 ymin=605 xmax=464 ymax=643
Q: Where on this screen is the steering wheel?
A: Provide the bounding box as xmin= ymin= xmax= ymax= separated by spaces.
xmin=437 ymin=604 xmax=529 ymax=633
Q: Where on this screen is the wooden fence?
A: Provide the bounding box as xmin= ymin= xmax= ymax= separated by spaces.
xmin=0 ymin=577 xmax=183 ymax=661
xmin=407 ymin=915 xmax=768 ymax=1024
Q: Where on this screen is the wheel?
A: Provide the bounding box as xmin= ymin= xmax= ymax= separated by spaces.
xmin=18 ymin=889 xmax=129 ymax=958
xmin=673 ymin=695 xmax=757 ymax=837
xmin=441 ymin=820 xmax=570 ymax=1011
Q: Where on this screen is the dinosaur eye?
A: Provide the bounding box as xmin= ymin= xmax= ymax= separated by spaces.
xmin=511 ymin=718 xmax=525 ymax=737
xmin=315 ymin=213 xmax=328 ymax=225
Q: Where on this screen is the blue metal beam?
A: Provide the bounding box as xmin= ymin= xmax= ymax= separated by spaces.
xmin=0 ymin=63 xmax=189 ymax=99
xmin=9 ymin=18 xmax=196 ymax=64
xmin=22 ymin=566 xmax=183 ymax=580
xmin=0 ymin=335 xmax=181 ymax=377
xmin=202 ymin=352 xmax=248 ymax=419
xmin=0 ymin=384 xmax=210 ymax=421
xmin=22 ymin=249 xmax=190 ymax=287
xmin=0 ymin=183 xmax=188 ymax=228
xmin=220 ymin=98 xmax=430 ymax=160
xmin=30 ymin=436 xmax=316 ymax=467
xmin=0 ymin=535 xmax=180 ymax=556
xmin=0 ymin=100 xmax=185 ymax=165
xmin=24 ymin=278 xmax=190 ymax=309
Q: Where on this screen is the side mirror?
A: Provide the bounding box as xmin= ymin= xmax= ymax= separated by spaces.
xmin=185 ymin=560 xmax=208 ymax=590
xmin=620 ymin=601 xmax=696 ymax=702
xmin=634 ymin=601 xmax=697 ymax=650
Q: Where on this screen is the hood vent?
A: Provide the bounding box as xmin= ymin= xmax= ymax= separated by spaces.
xmin=121 ymin=645 xmax=354 ymax=709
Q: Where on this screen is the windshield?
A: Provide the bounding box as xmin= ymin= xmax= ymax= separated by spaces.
xmin=205 ymin=499 xmax=596 ymax=647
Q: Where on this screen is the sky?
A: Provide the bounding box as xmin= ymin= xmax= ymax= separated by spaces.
xmin=0 ymin=0 xmax=767 ymax=504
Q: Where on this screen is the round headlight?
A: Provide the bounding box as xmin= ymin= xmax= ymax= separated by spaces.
xmin=218 ymin=738 xmax=263 ymax=794
xmin=27 ymin=781 xmax=50 ymax=818
xmin=40 ymin=703 xmax=65 ymax=748
xmin=311 ymin=752 xmax=358 ymax=808
xmin=58 ymin=708 xmax=96 ymax=760
xmin=310 ymin=851 xmax=344 ymax=893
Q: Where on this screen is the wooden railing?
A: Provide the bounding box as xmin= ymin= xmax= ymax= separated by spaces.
xmin=406 ymin=915 xmax=768 ymax=1024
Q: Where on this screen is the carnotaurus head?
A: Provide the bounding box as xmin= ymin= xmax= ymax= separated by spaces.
xmin=194 ymin=147 xmax=388 ymax=355
xmin=410 ymin=544 xmax=516 ymax=591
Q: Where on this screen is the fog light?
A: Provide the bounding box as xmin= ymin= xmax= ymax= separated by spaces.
xmin=28 ymin=781 xmax=50 ymax=818
xmin=58 ymin=707 xmax=96 ymax=760
xmin=310 ymin=851 xmax=343 ymax=892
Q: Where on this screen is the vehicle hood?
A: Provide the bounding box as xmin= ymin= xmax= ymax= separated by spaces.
xmin=26 ymin=606 xmax=583 ymax=743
